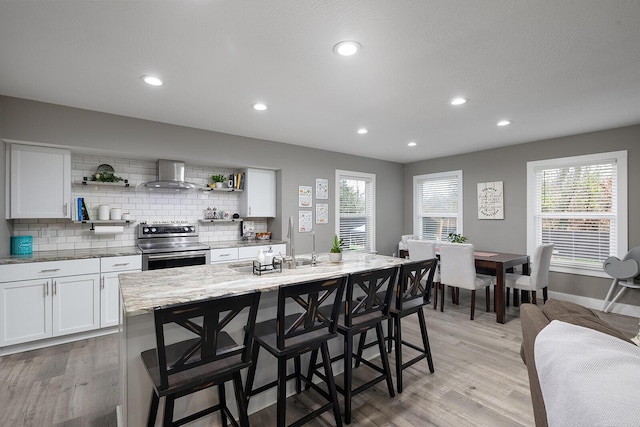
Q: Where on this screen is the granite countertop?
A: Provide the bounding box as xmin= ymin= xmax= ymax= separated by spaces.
xmin=0 ymin=246 xmax=142 ymax=265
xmin=0 ymin=240 xmax=285 ymax=265
xmin=119 ymin=252 xmax=405 ymax=317
xmin=206 ymin=239 xmax=287 ymax=249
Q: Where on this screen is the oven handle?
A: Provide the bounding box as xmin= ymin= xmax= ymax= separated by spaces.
xmin=145 ymin=252 xmax=208 ymax=261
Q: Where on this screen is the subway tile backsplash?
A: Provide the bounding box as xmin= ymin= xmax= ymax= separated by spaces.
xmin=13 ymin=154 xmax=267 ymax=251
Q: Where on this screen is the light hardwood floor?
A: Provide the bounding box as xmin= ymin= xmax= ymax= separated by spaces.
xmin=1 ymin=293 xmax=637 ymax=426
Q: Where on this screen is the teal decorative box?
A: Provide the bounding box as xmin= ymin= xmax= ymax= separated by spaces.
xmin=11 ymin=236 xmax=32 ymax=255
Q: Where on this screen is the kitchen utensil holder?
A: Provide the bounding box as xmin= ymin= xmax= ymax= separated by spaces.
xmin=252 ymin=258 xmax=282 ymax=276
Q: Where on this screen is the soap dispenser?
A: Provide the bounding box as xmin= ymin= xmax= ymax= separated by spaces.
xmin=265 ymin=246 xmax=274 ymax=266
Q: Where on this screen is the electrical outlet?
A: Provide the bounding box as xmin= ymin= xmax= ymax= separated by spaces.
xmin=41 ymin=227 xmax=49 ymax=238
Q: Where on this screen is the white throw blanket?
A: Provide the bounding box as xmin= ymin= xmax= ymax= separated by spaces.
xmin=535 ymin=320 xmax=640 ymax=427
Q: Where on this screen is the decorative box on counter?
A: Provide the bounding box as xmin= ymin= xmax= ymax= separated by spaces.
xmin=252 ymin=258 xmax=283 ymax=275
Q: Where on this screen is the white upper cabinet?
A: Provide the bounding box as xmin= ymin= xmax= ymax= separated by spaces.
xmin=7 ymin=143 xmax=71 ymax=219
xmin=240 ymin=168 xmax=276 ymax=217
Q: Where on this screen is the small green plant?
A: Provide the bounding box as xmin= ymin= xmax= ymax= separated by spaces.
xmin=211 ymin=174 xmax=227 ymax=183
xmin=331 ymin=234 xmax=344 ymax=253
xmin=447 ymin=233 xmax=467 ymax=243
xmin=91 ymin=172 xmax=124 ymax=183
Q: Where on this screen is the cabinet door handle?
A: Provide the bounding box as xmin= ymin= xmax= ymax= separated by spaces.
xmin=44 ymin=282 xmax=49 ymax=297
xmin=113 ymin=263 xmax=130 ymax=267
xmin=63 ymin=202 xmax=68 ymax=216
xmin=39 ymin=268 xmax=61 ymax=273
xmin=53 ymin=281 xmax=57 ymax=295
xmin=101 ymin=277 xmax=105 ymax=290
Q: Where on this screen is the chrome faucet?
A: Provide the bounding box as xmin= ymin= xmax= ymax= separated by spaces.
xmin=310 ymin=231 xmax=317 ymax=266
xmin=284 ymin=216 xmax=296 ymax=269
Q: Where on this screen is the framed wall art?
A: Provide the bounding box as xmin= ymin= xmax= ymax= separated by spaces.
xmin=477 ymin=181 xmax=504 ymax=220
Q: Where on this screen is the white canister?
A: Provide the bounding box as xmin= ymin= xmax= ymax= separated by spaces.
xmin=110 ymin=208 xmax=122 ymax=220
xmin=98 ymin=205 xmax=110 ymax=220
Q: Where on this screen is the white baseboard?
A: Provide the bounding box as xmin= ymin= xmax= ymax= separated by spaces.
xmin=547 ymin=291 xmax=640 ymax=318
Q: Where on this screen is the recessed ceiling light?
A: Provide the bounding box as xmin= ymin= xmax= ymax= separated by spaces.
xmin=141 ymin=75 xmax=164 ymax=86
xmin=357 ymin=128 xmax=368 ymax=134
xmin=252 ymin=103 xmax=268 ymax=111
xmin=333 ymin=41 xmax=361 ymax=56
xmin=450 ymin=97 xmax=467 ymax=106
xmin=408 ymin=142 xmax=417 ymax=147
xmin=497 ymin=120 xmax=512 ymax=127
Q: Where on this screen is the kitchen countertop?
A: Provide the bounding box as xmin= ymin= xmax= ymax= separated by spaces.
xmin=0 ymin=246 xmax=141 ymax=265
xmin=0 ymin=240 xmax=285 ymax=265
xmin=205 ymin=239 xmax=286 ymax=249
xmin=119 ymin=252 xmax=405 ymax=317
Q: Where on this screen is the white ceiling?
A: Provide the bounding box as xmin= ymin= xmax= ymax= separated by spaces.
xmin=1 ymin=1 xmax=640 ymax=164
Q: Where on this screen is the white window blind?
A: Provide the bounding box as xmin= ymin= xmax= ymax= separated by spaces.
xmin=528 ymin=151 xmax=628 ymax=276
xmin=335 ymin=170 xmax=375 ymax=252
xmin=413 ymin=171 xmax=463 ymax=241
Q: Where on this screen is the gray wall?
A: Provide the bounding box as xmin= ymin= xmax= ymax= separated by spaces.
xmin=0 ymin=101 xmax=12 ymax=255
xmin=404 ymin=124 xmax=640 ymax=307
xmin=0 ymin=96 xmax=404 ymax=257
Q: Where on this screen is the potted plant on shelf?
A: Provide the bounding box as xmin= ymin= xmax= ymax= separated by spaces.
xmin=330 ymin=234 xmax=344 ymax=262
xmin=210 ymin=174 xmax=227 ymax=189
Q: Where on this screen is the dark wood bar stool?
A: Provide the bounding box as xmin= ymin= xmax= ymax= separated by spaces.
xmin=244 ymin=276 xmax=347 ymax=427
xmin=306 ymin=266 xmax=399 ymax=424
xmin=357 ymin=258 xmax=438 ymax=393
xmin=141 ymin=291 xmax=261 ymax=427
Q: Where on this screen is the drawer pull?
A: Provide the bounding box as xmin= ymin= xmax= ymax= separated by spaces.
xmin=39 ymin=268 xmax=61 ymax=273
xmin=113 ymin=263 xmax=130 ymax=267
xmin=219 ymin=254 xmax=230 ymax=257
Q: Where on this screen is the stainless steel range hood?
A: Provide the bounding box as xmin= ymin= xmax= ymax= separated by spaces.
xmin=143 ymin=159 xmax=199 ymax=190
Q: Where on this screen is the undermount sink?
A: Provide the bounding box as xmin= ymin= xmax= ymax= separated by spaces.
xmin=228 ymin=263 xmax=254 ymax=273
xmin=229 ymin=258 xmax=320 ymax=273
xmin=294 ymin=258 xmax=319 ymax=267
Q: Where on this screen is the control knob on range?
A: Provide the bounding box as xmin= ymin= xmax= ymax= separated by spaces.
xmin=183 ymin=226 xmax=190 ymax=232
xmin=143 ymin=228 xmax=149 ymax=234
xmin=151 ymin=228 xmax=157 ymax=233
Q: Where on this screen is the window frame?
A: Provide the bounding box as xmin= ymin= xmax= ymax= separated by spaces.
xmin=413 ymin=170 xmax=463 ymax=241
xmin=526 ymin=150 xmax=628 ymax=278
xmin=335 ymin=169 xmax=376 ymax=252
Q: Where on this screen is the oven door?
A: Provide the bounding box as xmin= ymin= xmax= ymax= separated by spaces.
xmin=142 ymin=250 xmax=210 ymax=271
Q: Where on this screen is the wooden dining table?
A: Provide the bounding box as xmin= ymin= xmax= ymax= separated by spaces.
xmin=402 ymin=248 xmax=530 ymax=324
xmin=473 ymin=251 xmax=530 ymax=324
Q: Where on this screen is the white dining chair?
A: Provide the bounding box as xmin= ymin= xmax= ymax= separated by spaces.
xmin=505 ymin=243 xmax=554 ymax=305
xmin=438 ymin=242 xmax=493 ymax=320
xmin=398 ymin=234 xmax=418 ymax=254
xmin=407 ymin=239 xmax=439 ymax=302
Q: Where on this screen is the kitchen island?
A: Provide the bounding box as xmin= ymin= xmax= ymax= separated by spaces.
xmin=118 ymin=252 xmax=405 ymax=427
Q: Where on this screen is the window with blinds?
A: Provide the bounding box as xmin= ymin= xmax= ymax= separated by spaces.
xmin=335 ymin=170 xmax=375 ymax=252
xmin=413 ymin=170 xmax=463 ymax=241
xmin=527 ymin=151 xmax=628 ymax=276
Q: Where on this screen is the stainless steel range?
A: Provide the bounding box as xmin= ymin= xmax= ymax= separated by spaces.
xmin=137 ymin=222 xmax=211 ymax=270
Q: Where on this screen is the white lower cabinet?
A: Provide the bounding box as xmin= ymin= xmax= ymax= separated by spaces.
xmin=0 ymin=278 xmax=52 ymax=346
xmin=100 ymin=255 xmax=141 ymax=327
xmin=0 ymin=256 xmax=143 ymax=349
xmin=0 ymin=258 xmax=102 ymax=347
xmin=52 ymin=273 xmax=101 ymax=336
xmin=238 ymin=243 xmax=286 ymax=261
xmin=210 ymin=247 xmax=239 ymax=264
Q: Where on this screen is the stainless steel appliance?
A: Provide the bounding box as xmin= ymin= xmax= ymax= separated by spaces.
xmin=138 ymin=222 xmax=210 ymax=270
